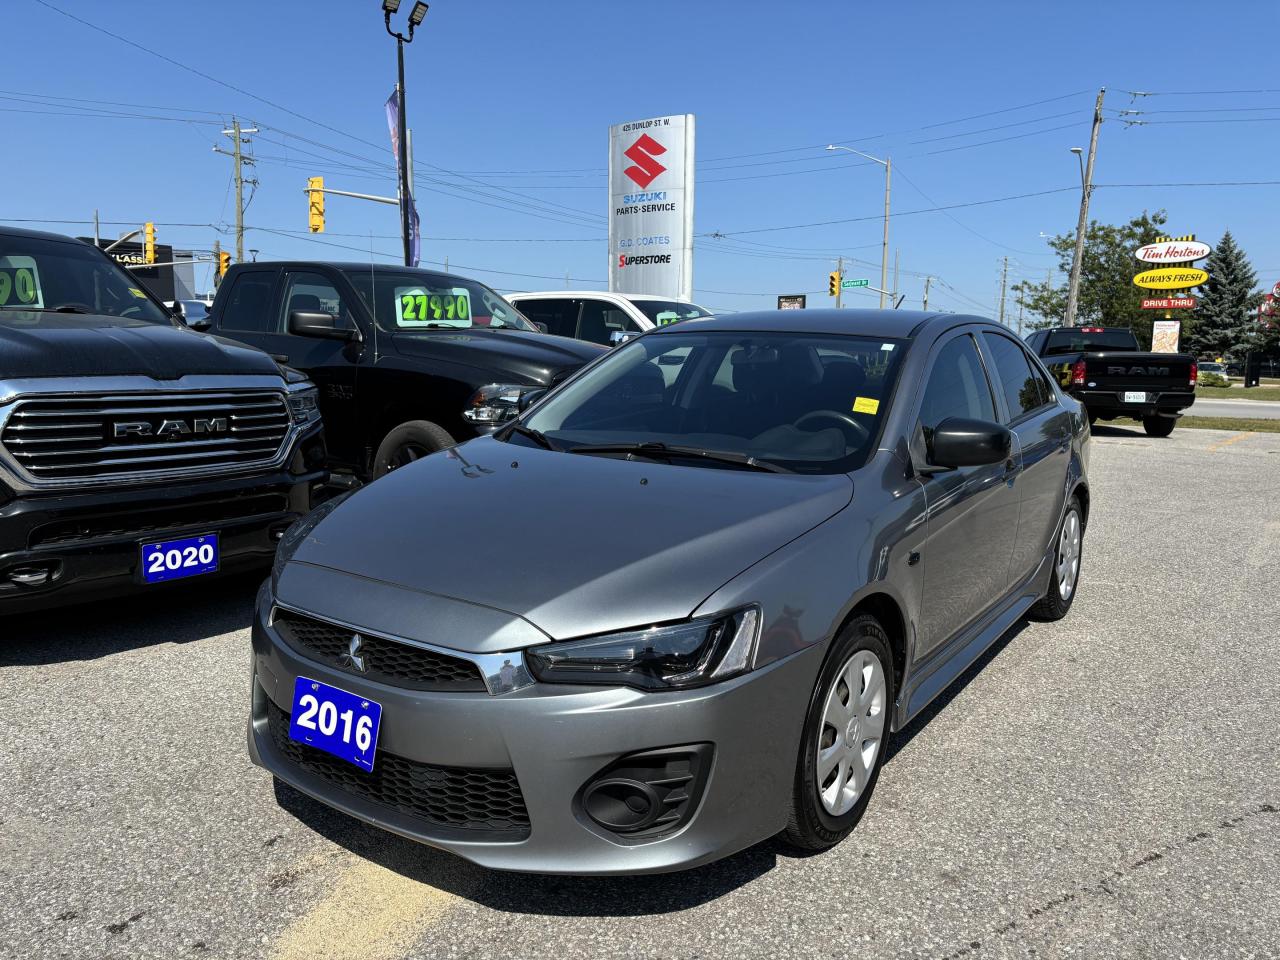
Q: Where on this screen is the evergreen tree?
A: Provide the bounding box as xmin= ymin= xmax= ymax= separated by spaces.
xmin=1183 ymin=230 xmax=1264 ymax=360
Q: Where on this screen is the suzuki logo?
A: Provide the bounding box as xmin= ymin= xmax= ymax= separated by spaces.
xmin=340 ymin=634 xmax=367 ymax=673
xmin=112 ymin=418 xmax=228 ymax=439
xmin=623 ymin=134 xmax=667 ymax=188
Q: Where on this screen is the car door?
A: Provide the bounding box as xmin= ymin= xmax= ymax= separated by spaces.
xmin=913 ymin=330 xmax=1023 ymax=657
xmin=980 ymin=331 xmax=1072 ymax=584
xmin=213 ymin=268 xmax=280 ymax=355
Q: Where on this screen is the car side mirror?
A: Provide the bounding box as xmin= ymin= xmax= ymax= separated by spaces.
xmin=517 ymin=388 xmax=548 ymax=412
xmin=532 ymin=321 xmax=548 ymax=334
xmin=289 ymin=309 xmax=360 ymax=342
xmin=188 ymin=316 xmax=212 ymax=332
xmin=926 ymin=417 xmax=1012 ymax=469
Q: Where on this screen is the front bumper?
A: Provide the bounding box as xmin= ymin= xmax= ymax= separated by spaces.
xmin=0 ymin=423 xmax=325 ymax=614
xmin=247 ymin=581 xmax=822 ymax=874
xmin=1076 ymin=389 xmax=1194 ymax=419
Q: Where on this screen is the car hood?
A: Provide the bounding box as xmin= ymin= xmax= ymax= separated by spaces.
xmin=0 ymin=312 xmax=281 ymax=380
xmin=390 ymin=329 xmax=605 ymax=385
xmin=287 ymin=436 xmax=853 ymax=646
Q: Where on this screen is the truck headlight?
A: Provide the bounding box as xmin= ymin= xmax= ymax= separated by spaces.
xmin=462 ymin=383 xmax=543 ymax=426
xmin=287 ymin=387 xmax=321 ymax=425
xmin=526 ymin=606 xmax=760 ymax=691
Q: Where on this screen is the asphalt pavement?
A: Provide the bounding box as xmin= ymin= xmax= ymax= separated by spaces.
xmin=3 ymin=423 xmax=1278 ymax=960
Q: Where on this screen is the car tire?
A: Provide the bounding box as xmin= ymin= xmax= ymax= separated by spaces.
xmin=1142 ymin=415 xmax=1176 ymax=438
xmin=1029 ymin=494 xmax=1084 ymax=622
xmin=784 ymin=614 xmax=894 ymax=852
xmin=372 ymin=420 xmax=455 ymax=478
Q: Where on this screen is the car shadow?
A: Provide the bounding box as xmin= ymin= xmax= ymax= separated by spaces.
xmin=0 ymin=571 xmax=260 ymax=666
xmin=273 ymin=778 xmax=778 ymax=915
xmin=1087 ymin=421 xmax=1146 ymax=439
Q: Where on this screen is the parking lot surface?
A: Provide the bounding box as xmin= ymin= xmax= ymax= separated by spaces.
xmin=3 ymin=424 xmax=1278 ymax=960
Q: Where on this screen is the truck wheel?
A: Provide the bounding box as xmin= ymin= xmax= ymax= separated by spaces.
xmin=1142 ymin=415 xmax=1176 ymax=438
xmin=1030 ymin=495 xmax=1084 ymax=622
xmin=784 ymin=614 xmax=894 ymax=851
xmin=372 ymin=420 xmax=455 ymax=478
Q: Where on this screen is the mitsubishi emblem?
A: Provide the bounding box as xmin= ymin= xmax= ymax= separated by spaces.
xmin=340 ymin=633 xmax=367 ymax=673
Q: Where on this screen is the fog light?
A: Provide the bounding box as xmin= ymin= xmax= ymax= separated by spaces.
xmin=576 ymin=744 xmax=712 ymax=841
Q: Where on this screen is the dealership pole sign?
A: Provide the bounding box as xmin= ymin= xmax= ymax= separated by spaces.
xmin=609 ymin=114 xmax=695 ymax=302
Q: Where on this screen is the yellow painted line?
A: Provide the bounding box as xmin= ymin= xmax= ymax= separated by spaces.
xmin=1207 ymin=431 xmax=1256 ymax=453
xmin=271 ymin=856 xmax=456 ymax=960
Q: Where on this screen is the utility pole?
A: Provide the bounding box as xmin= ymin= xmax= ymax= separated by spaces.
xmin=998 ymin=256 xmax=1009 ymax=327
xmin=93 ymin=209 xmax=100 ymax=247
xmin=212 ymin=239 xmax=221 ymax=289
xmin=836 ymin=255 xmax=843 ymax=309
xmin=216 ymin=118 xmax=258 ymax=264
xmin=893 ymin=249 xmax=900 ymax=306
xmin=1065 ymin=87 xmax=1106 ymax=327
xmin=1017 ymin=290 xmax=1025 ymax=336
xmin=922 ymin=275 xmax=932 ymax=311
xmin=880 ymin=158 xmax=891 ymax=308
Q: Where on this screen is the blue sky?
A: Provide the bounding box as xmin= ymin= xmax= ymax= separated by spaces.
xmin=5 ymin=0 xmax=1279 ymax=317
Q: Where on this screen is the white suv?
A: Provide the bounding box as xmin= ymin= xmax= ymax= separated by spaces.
xmin=507 ymin=291 xmax=713 ymax=346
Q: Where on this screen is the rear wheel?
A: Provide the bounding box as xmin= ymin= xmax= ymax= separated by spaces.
xmin=372 ymin=420 xmax=455 ymax=479
xmin=784 ymin=614 xmax=893 ymax=851
xmin=1030 ymin=495 xmax=1083 ymax=621
xmin=1143 ymin=415 xmax=1176 ymax=438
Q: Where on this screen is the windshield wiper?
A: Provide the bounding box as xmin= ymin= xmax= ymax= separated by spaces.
xmin=568 ymin=441 xmax=792 ymax=473
xmin=505 ymin=423 xmax=560 ymax=451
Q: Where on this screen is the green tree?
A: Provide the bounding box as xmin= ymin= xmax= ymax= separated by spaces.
xmin=1183 ymin=230 xmax=1265 ymax=360
xmin=1013 ymin=210 xmax=1170 ymax=343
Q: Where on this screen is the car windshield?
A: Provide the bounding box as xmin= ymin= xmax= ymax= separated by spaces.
xmin=515 ymin=330 xmax=905 ymax=474
xmin=0 ymin=234 xmax=171 ymax=326
xmin=1043 ymin=329 xmax=1138 ymax=354
xmin=631 ymin=299 xmax=713 ymax=326
xmin=342 ymin=267 xmax=536 ymax=332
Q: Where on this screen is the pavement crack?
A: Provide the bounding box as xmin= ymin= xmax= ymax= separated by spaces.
xmin=105 ymin=911 xmax=145 ymax=935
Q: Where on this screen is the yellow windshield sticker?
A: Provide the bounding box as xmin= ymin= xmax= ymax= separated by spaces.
xmin=853 ymin=396 xmax=880 ymax=415
xmin=128 ymin=287 xmax=147 ymax=298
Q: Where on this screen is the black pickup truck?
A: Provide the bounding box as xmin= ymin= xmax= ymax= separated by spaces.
xmin=208 ymin=261 xmax=605 ymax=480
xmin=1026 ymin=326 xmax=1196 ymax=437
xmin=0 ymin=227 xmax=327 ymax=614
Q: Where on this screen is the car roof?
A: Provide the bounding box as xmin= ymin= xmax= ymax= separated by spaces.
xmin=508 ymin=290 xmax=701 ymax=303
xmin=653 ymin=308 xmax=989 ymax=340
xmin=243 ymin=261 xmax=488 ymax=287
xmin=0 ymin=225 xmax=89 ymax=244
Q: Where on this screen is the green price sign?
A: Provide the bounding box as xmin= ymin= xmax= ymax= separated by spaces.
xmin=0 ymin=265 xmax=41 ymax=307
xmin=397 ymin=290 xmax=472 ymax=325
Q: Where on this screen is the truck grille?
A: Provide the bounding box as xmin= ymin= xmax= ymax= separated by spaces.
xmin=0 ymin=391 xmax=291 ymax=482
xmin=266 ymin=701 xmax=530 ymax=837
xmin=274 ymin=610 xmax=488 ymax=692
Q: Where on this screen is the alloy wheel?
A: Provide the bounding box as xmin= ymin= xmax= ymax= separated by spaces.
xmin=816 ymin=649 xmax=887 ymax=816
xmin=387 ymin=443 xmax=431 ymax=471
xmin=1057 ymin=508 xmax=1082 ymax=601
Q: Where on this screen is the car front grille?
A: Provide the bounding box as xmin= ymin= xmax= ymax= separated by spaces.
xmin=28 ymin=494 xmax=290 ymax=548
xmin=0 ymin=390 xmax=291 ymax=482
xmin=273 ymin=610 xmax=488 ymax=692
xmin=266 ymin=700 xmax=530 ymax=837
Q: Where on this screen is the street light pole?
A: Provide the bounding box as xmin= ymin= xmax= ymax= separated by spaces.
xmin=827 ymin=145 xmax=891 ymax=308
xmin=384 ymin=1 xmax=429 ymax=267
xmin=1064 ymin=87 xmax=1106 ymax=327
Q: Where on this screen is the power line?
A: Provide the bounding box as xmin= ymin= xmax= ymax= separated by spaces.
xmin=893 ymin=164 xmax=1051 ymax=256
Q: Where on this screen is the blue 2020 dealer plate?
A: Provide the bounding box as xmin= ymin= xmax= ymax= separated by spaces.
xmin=140 ymin=533 xmax=219 ymax=584
xmin=289 ymin=676 xmax=382 ymax=772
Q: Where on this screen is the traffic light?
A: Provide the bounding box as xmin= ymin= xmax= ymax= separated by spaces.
xmin=216 ymin=250 xmax=231 ymax=279
xmin=144 ymin=222 xmax=156 ymax=264
xmin=828 ymin=271 xmax=840 ymax=297
xmin=307 ymin=177 xmax=325 ymax=233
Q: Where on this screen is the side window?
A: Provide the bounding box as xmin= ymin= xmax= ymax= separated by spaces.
xmin=576 ymin=300 xmax=635 ymax=345
xmin=983 ymin=332 xmax=1048 ymax=420
xmin=518 ymin=298 xmax=578 ymax=339
xmin=919 ymin=335 xmax=996 ymax=430
xmin=280 ymin=272 xmax=351 ymax=332
xmin=218 ymin=272 xmax=276 ymax=333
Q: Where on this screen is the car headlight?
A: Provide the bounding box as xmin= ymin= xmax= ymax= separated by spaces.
xmin=287 ymin=386 xmax=321 ymax=426
xmin=272 ymin=491 xmax=352 ymax=590
xmin=462 ymin=383 xmax=544 ymax=426
xmin=526 ymin=606 xmax=760 ymax=691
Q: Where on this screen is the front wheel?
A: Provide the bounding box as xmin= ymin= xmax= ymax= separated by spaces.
xmin=1030 ymin=494 xmax=1084 ymax=621
xmin=1143 ymin=415 xmax=1176 ymax=438
xmin=372 ymin=420 xmax=455 ymax=479
xmin=784 ymin=614 xmax=894 ymax=851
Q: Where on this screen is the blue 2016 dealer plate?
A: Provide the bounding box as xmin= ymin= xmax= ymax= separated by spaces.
xmin=289 ymin=676 xmax=382 ymax=772
xmin=140 ymin=533 xmax=219 ymax=584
